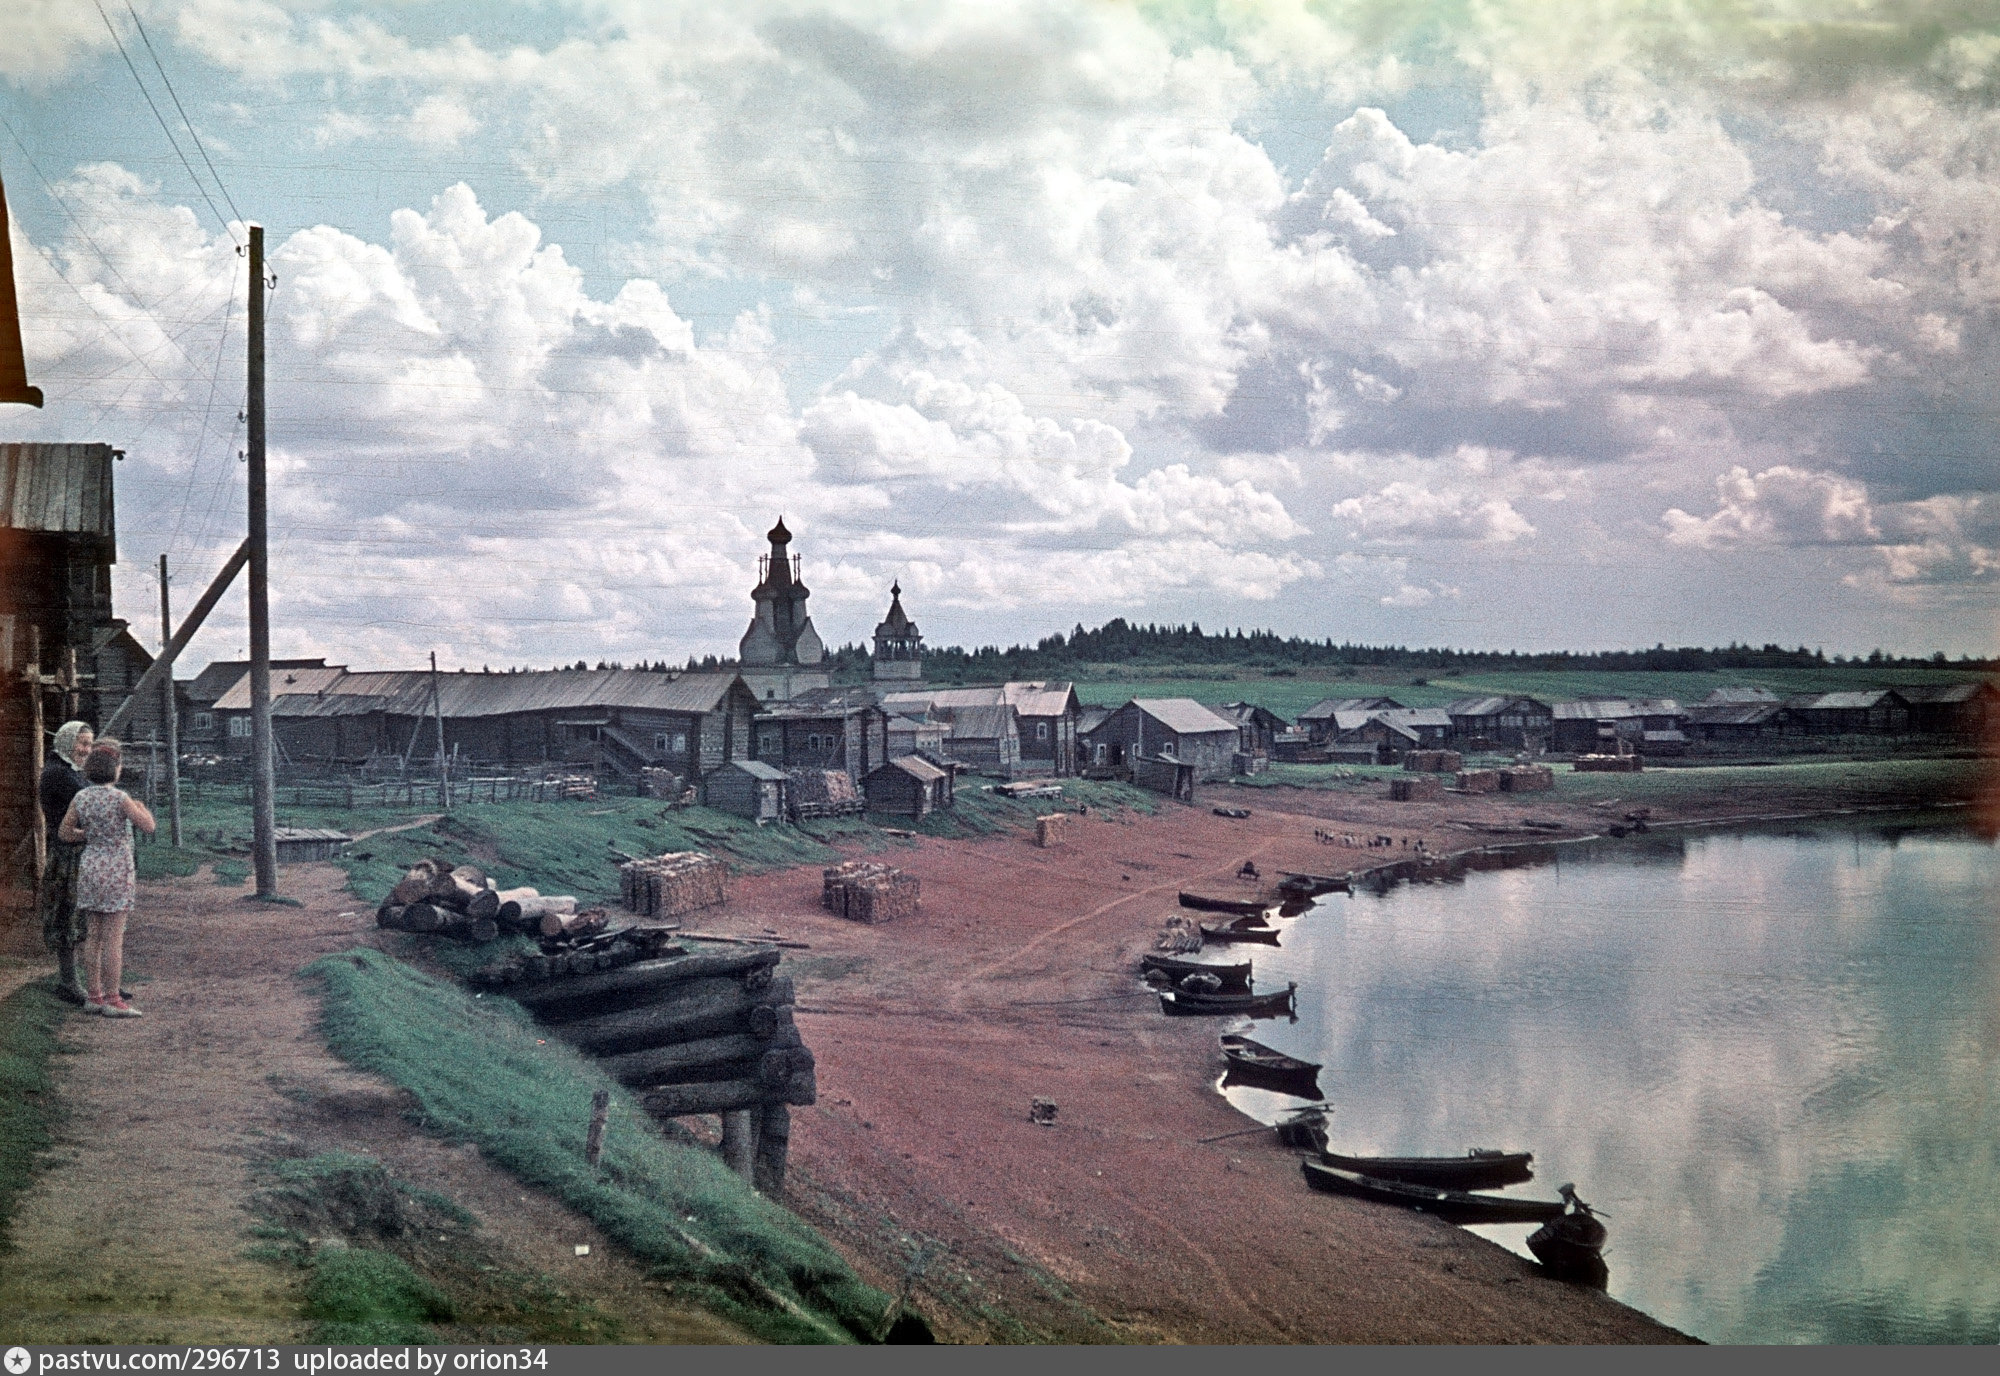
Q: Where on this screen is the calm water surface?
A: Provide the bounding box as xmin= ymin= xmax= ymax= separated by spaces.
xmin=1220 ymin=817 xmax=2000 ymax=1344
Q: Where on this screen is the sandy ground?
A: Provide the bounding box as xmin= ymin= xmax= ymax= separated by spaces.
xmin=0 ymin=865 xmax=744 ymax=1344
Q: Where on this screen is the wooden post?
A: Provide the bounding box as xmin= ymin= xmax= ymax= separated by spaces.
xmin=26 ymin=626 xmax=46 ymax=887
xmin=158 ymin=555 xmax=182 ymax=847
xmin=584 ymin=1088 xmax=610 ymax=1167
xmin=247 ymin=222 xmax=278 ymax=897
xmin=753 ymin=1102 xmax=790 ymax=1192
xmin=719 ymin=1108 xmax=757 ymax=1183
xmin=100 ymin=540 xmax=249 ymax=739
xmin=430 ymin=650 xmax=447 ymax=810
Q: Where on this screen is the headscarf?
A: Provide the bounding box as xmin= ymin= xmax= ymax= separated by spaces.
xmin=51 ymin=721 xmax=90 ymax=772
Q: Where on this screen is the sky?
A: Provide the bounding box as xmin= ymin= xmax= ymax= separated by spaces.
xmin=3 ymin=0 xmax=1997 ymax=673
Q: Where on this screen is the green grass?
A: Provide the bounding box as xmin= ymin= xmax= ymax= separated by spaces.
xmin=302 ymin=946 xmax=909 ymax=1344
xmin=903 ymin=777 xmax=1158 ymax=840
xmin=304 ymin=1247 xmax=453 ymax=1344
xmin=0 ymin=978 xmax=72 ymax=1253
xmin=1548 ymin=756 xmax=1989 ymax=809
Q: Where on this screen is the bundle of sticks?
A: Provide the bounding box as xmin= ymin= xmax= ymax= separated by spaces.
xmin=376 ymin=857 xmax=597 ymax=943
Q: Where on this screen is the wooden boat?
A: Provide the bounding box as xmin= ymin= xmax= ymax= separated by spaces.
xmin=1317 ymin=1147 xmax=1534 ymax=1192
xmin=1300 ymin=1159 xmax=1567 ymax=1225
xmin=1200 ymin=922 xmax=1280 ymax=946
xmin=1526 ymin=1186 xmax=1609 ymax=1287
xmin=1160 ymin=982 xmax=1296 ymax=1019
xmin=1139 ymin=953 xmax=1252 ymax=987
xmin=1178 ymin=891 xmax=1273 ymax=917
xmin=1219 ymin=1034 xmax=1321 ymax=1095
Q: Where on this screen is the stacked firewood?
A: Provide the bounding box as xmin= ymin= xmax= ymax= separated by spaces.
xmin=821 ymin=859 xmax=919 ymax=924
xmin=508 ymin=946 xmax=812 ymax=1189
xmin=639 ymin=768 xmax=694 ymax=803
xmin=1455 ymin=769 xmax=1501 ymax=793
xmin=377 ymin=857 xmax=596 ymax=943
xmin=618 ymin=851 xmax=727 ymax=920
xmin=1388 ymin=775 xmax=1445 ymax=801
xmin=1402 ymin=749 xmax=1464 ymax=773
xmin=1501 ymin=764 xmax=1559 ymax=789
xmin=541 ymin=774 xmax=599 ymax=800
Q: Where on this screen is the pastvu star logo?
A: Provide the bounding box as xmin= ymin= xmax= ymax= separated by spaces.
xmin=4 ymin=1345 xmax=31 ymax=1375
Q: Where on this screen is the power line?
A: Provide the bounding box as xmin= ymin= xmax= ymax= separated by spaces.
xmin=91 ymin=0 xmax=235 ymax=243
xmin=123 ymin=0 xmax=245 ymax=232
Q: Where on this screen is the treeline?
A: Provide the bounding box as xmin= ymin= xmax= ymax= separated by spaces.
xmin=508 ymin=621 xmax=1990 ymax=679
xmin=813 ymin=619 xmax=1994 ymax=682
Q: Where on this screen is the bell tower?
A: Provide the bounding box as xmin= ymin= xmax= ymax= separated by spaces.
xmin=871 ymin=581 xmax=924 ymax=685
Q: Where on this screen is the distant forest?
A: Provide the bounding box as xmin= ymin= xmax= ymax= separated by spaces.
xmin=639 ymin=619 xmax=1994 ymax=681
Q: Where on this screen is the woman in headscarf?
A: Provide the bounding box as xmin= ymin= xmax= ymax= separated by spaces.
xmin=39 ymin=720 xmax=92 ymax=1004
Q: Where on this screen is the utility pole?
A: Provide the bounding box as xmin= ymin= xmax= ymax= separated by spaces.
xmin=247 ymin=223 xmax=277 ymax=895
xmin=159 ymin=554 xmax=182 ymax=848
xmin=430 ymin=650 xmax=447 ymax=809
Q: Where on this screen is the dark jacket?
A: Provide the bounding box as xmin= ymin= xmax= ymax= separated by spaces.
xmin=39 ymin=757 xmax=84 ymax=848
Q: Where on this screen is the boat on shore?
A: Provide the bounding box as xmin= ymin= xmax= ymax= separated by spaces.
xmin=1527 ymin=1186 xmax=1610 ymax=1287
xmin=1161 ymin=982 xmax=1297 ymax=1019
xmin=1178 ymin=891 xmax=1273 ymax=917
xmin=1199 ymin=922 xmax=1280 ymax=945
xmin=1300 ymin=1159 xmax=1567 ymax=1225
xmin=1219 ymin=1033 xmax=1321 ymax=1095
xmin=1319 ymin=1147 xmax=1534 ymax=1191
xmin=1139 ymin=953 xmax=1252 ymax=987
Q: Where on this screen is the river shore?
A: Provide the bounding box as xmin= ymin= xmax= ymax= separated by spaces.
xmin=671 ymin=757 xmax=1990 ymax=1342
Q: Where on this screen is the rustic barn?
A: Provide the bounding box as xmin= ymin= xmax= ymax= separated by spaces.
xmin=879 ymin=681 xmax=1080 ymax=775
xmin=1781 ymin=690 xmax=1911 ymax=736
xmin=1296 ymin=696 xmax=1405 ymax=744
xmin=706 ymin=759 xmax=789 ymax=822
xmin=1442 ymin=695 xmax=1554 ymax=751
xmin=1216 ymin=702 xmax=1290 ymax=758
xmin=945 ymin=704 xmax=1021 ymax=774
xmin=863 ymin=755 xmax=953 ymax=818
xmin=1132 ymin=751 xmax=1197 ymax=802
xmin=754 ymin=690 xmax=890 ymax=782
xmin=181 ymin=657 xmax=330 ymax=755
xmin=1896 ymin=682 xmax=2000 ymax=739
xmin=1084 ymin=699 xmax=1240 ymax=781
xmin=1701 ymin=685 xmax=1782 ymax=705
xmin=884 ymin=711 xmax=947 ymax=761
xmin=1684 ymin=701 xmax=1784 ymax=742
xmin=1551 ymin=700 xmax=1689 ymax=755
xmin=214 ymin=663 xmax=349 ymax=756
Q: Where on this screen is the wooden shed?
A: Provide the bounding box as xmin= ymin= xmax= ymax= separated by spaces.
xmin=704 ymin=759 xmax=789 ymax=822
xmin=864 ymin=755 xmax=953 ymax=819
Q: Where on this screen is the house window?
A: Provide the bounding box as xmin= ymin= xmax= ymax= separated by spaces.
xmin=759 ymin=732 xmax=780 ymax=755
xmin=228 ymin=717 xmax=250 ymax=738
xmin=193 ymin=713 xmax=213 ymax=732
xmin=1037 ymin=722 xmax=1049 ymax=741
xmin=1094 ymin=743 xmax=1107 ymax=764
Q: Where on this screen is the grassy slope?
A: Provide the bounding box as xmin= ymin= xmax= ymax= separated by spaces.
xmin=0 ymin=980 xmax=71 ymax=1252
xmin=1071 ymin=665 xmax=1996 ymax=717
xmin=303 ymin=947 xmax=901 ymax=1343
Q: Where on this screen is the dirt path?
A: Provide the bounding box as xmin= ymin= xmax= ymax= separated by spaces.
xmin=0 ymin=865 xmax=743 ymax=1344
xmin=698 ymin=800 xmax=1698 ymax=1343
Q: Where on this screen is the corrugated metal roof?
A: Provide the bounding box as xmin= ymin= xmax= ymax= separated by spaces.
xmin=223 ymin=666 xmax=745 ymax=718
xmin=1702 ymin=685 xmax=1781 ymax=704
xmin=881 ymin=755 xmax=947 ymax=782
xmin=949 ymin=705 xmax=1016 ymax=739
xmin=1298 ymin=696 xmax=1404 ymax=720
xmin=1131 ymin=698 xmax=1239 ymax=737
xmin=723 ymin=759 xmax=789 ymax=781
xmin=1801 ymin=690 xmax=1895 ymax=710
xmin=213 ymin=665 xmax=350 ymax=710
xmin=0 ymin=443 xmax=117 ymax=538
xmin=1686 ymin=702 xmax=1782 ymax=726
xmin=1374 ymin=707 xmax=1452 ymax=728
xmin=1444 ymin=695 xmax=1547 ymax=718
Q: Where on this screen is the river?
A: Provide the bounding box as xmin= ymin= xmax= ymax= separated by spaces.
xmin=1218 ymin=814 xmax=2000 ymax=1343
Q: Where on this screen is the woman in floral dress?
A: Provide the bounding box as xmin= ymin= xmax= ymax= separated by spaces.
xmin=59 ymin=740 xmax=155 ymax=1018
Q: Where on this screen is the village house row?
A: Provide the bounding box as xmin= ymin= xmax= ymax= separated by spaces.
xmin=6 ymin=446 xmax=1996 ymax=839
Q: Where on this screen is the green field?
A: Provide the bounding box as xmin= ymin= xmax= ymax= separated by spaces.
xmin=1071 ymin=664 xmax=1995 ymax=719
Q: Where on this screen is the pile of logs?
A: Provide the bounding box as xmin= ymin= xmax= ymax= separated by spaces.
xmin=508 ymin=946 xmax=811 ymax=1189
xmin=468 ymin=925 xmax=682 ymax=985
xmin=822 ymin=860 xmax=919 ymax=924
xmin=1388 ymin=775 xmax=1445 ymax=801
xmin=1572 ymin=755 xmax=1642 ymax=774
xmin=377 ymin=858 xmax=596 ymax=943
xmin=1402 ymin=750 xmax=1464 ymax=773
xmin=640 ymin=768 xmax=694 ymax=803
xmin=619 ymin=851 xmax=728 ymax=920
xmin=1500 ymin=764 xmax=1559 ymax=789
xmin=1455 ymin=769 xmax=1501 ymax=793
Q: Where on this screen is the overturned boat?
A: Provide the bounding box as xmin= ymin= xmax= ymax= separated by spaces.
xmin=1300 ymin=1159 xmax=1567 ymax=1226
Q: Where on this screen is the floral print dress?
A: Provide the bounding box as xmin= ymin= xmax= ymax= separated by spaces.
xmin=72 ymin=786 xmax=136 ymax=914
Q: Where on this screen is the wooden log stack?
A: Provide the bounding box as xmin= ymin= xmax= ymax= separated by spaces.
xmin=821 ymin=859 xmax=919 ymax=924
xmin=1455 ymin=769 xmax=1502 ymax=793
xmin=1570 ymin=755 xmax=1641 ymax=774
xmin=1500 ymin=764 xmax=1560 ymax=789
xmin=1034 ymin=814 xmax=1069 ymax=848
xmin=618 ymin=850 xmax=728 ymax=920
xmin=376 ymin=858 xmax=596 ymax=944
xmin=1388 ymin=775 xmax=1444 ymax=801
xmin=1402 ymin=750 xmax=1464 ymax=773
xmin=509 ymin=945 xmax=811 ymax=1190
